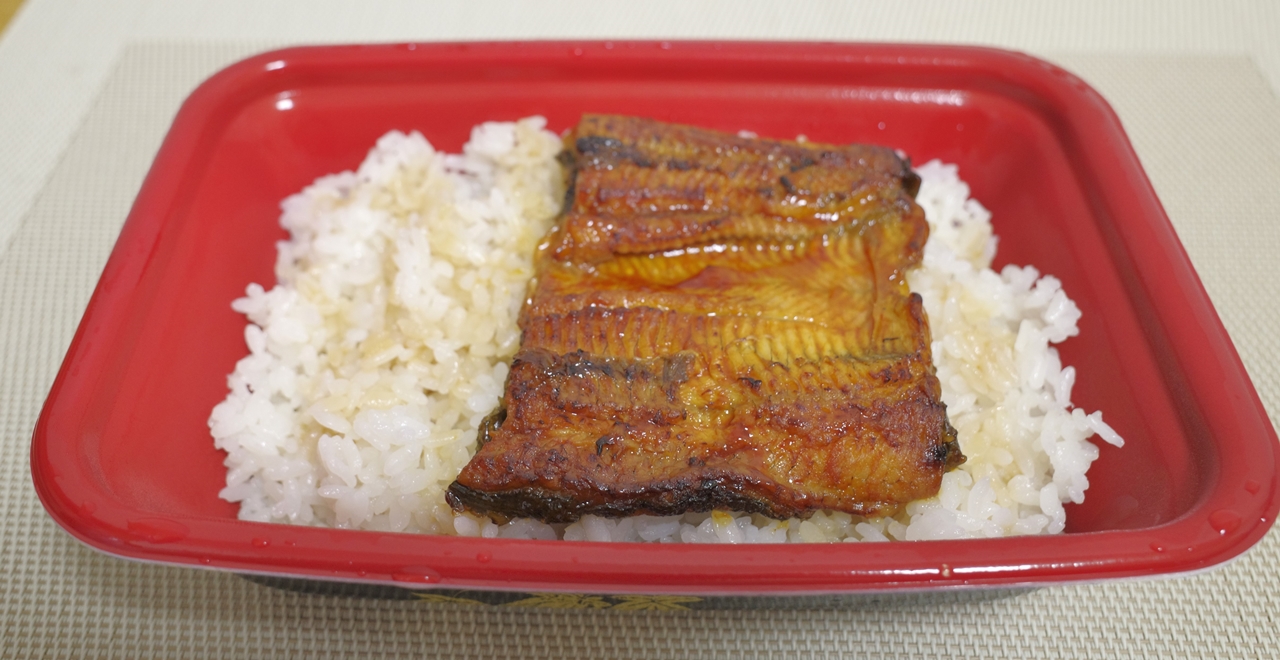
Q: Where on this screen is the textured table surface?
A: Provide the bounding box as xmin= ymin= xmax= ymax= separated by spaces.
xmin=4 ymin=4 xmax=1280 ymax=658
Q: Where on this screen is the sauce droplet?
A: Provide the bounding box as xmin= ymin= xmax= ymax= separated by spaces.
xmin=1209 ymin=510 xmax=1242 ymax=535
xmin=1150 ymin=542 xmax=1166 ymax=553
xmin=392 ymin=567 xmax=443 ymax=584
xmin=251 ymin=538 xmax=270 ymax=548
xmin=1244 ymin=480 xmax=1262 ymax=495
xmin=476 ymin=552 xmax=492 ymax=564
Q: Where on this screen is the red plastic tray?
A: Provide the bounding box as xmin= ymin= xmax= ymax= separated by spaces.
xmin=32 ymin=42 xmax=1280 ymax=594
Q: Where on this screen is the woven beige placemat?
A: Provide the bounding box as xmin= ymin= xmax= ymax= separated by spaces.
xmin=2 ymin=43 xmax=1279 ymax=659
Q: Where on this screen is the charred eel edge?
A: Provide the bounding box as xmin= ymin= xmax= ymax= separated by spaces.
xmin=445 ymin=475 xmax=901 ymax=525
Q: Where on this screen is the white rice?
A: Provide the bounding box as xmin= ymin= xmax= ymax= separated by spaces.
xmin=210 ymin=119 xmax=1123 ymax=543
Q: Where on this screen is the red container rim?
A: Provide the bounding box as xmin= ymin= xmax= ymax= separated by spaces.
xmin=31 ymin=41 xmax=1280 ymax=595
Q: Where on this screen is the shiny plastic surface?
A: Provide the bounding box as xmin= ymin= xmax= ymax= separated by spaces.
xmin=31 ymin=42 xmax=1280 ymax=593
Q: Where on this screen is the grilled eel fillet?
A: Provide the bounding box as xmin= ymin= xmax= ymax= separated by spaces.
xmin=446 ymin=115 xmax=962 ymax=523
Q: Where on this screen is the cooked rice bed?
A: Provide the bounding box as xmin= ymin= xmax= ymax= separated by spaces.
xmin=209 ymin=119 xmax=1122 ymax=543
